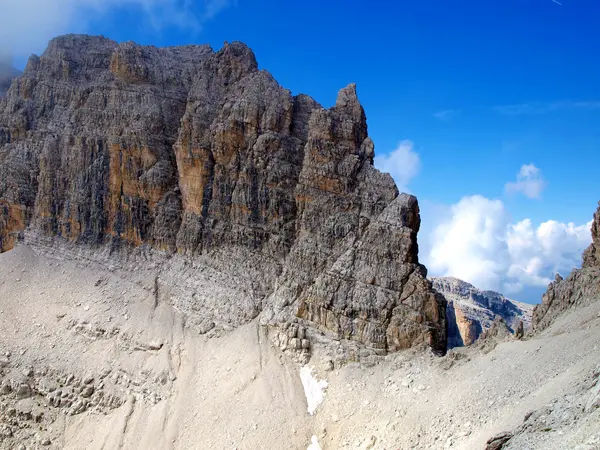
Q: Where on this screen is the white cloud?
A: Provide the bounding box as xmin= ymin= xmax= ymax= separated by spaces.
xmin=203 ymin=0 xmax=234 ymax=20
xmin=374 ymin=140 xmax=421 ymax=193
xmin=433 ymin=109 xmax=460 ymax=121
xmin=494 ymin=100 xmax=600 ymax=116
xmin=426 ymin=195 xmax=592 ymax=294
xmin=505 ymin=163 xmax=546 ymax=199
xmin=0 ymin=0 xmax=234 ymax=60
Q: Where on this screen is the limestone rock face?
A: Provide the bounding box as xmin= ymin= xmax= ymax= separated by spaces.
xmin=582 ymin=202 xmax=600 ymax=269
xmin=0 ymin=34 xmax=446 ymax=354
xmin=297 ymin=195 xmax=447 ymax=354
xmin=432 ymin=277 xmax=533 ymax=347
xmin=533 ymin=202 xmax=600 ymax=331
xmin=0 ymin=35 xmax=213 ymax=253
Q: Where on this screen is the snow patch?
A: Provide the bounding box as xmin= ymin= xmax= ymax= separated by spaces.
xmin=307 ymin=435 xmax=322 ymax=450
xmin=299 ymin=365 xmax=328 ymax=415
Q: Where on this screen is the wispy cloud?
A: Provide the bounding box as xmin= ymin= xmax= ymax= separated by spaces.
xmin=1 ymin=0 xmax=236 ymax=60
xmin=374 ymin=140 xmax=421 ymax=194
xmin=494 ymin=100 xmax=600 ymax=116
xmin=433 ymin=109 xmax=461 ymax=121
xmin=505 ymin=164 xmax=546 ymax=199
xmin=203 ymin=0 xmax=236 ymax=20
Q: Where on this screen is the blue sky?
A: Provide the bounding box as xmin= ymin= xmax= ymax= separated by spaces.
xmin=3 ymin=0 xmax=600 ymax=302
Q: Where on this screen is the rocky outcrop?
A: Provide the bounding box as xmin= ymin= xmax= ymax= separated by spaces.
xmin=0 ymin=34 xmax=446 ymax=354
xmin=432 ymin=277 xmax=533 ymax=347
xmin=533 ymin=203 xmax=600 ymax=331
xmin=475 ymin=316 xmax=513 ymax=353
xmin=582 ymin=202 xmax=600 ymax=268
xmin=297 ymin=195 xmax=447 ymax=354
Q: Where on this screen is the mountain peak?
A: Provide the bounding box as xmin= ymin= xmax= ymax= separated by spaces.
xmin=432 ymin=276 xmax=533 ymax=347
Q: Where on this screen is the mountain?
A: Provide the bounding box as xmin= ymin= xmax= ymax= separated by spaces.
xmin=0 ymin=34 xmax=446 ymax=355
xmin=432 ymin=277 xmax=534 ymax=347
xmin=1 ymin=34 xmax=599 ymax=450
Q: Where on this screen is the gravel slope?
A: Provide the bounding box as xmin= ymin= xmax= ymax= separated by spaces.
xmin=0 ymin=245 xmax=598 ymax=449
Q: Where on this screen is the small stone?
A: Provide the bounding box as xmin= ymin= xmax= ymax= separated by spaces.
xmin=290 ymin=338 xmax=301 ymax=349
xmin=70 ymin=399 xmax=88 ymax=415
xmin=0 ymin=382 xmax=12 ymax=395
xmin=485 ymin=431 xmax=513 ymax=450
xmin=148 ymin=340 xmax=163 ymax=350
xmin=16 ymin=384 xmax=32 ymax=398
xmin=366 ymin=435 xmax=377 ymax=449
xmin=81 ymin=386 xmax=95 ymax=398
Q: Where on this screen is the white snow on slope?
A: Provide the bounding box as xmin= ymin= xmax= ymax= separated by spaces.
xmin=307 ymin=435 xmax=322 ymax=450
xmin=300 ymin=365 xmax=328 ymax=415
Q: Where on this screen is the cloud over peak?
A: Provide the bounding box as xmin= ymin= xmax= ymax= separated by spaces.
xmin=1 ymin=0 xmax=235 ymax=59
xmin=505 ymin=164 xmax=546 ymax=199
xmin=374 ymin=140 xmax=421 ymax=194
xmin=426 ymin=195 xmax=592 ymax=296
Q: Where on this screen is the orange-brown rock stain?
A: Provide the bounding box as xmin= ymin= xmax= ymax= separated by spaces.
xmin=0 ymin=202 xmax=26 ymax=252
xmin=106 ymin=143 xmax=164 ymax=245
xmin=175 ymin=143 xmax=213 ymax=216
xmin=454 ymin=305 xmax=478 ymax=346
xmin=212 ymin=123 xmax=246 ymax=166
xmin=59 ymin=216 xmax=82 ymax=242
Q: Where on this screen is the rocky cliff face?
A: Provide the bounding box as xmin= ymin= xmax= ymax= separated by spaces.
xmin=533 ymin=202 xmax=600 ymax=331
xmin=432 ymin=277 xmax=533 ymax=347
xmin=0 ymin=35 xmax=446 ymax=354
xmin=582 ymin=202 xmax=600 ymax=269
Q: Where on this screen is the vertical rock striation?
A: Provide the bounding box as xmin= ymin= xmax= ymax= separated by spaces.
xmin=0 ymin=34 xmax=446 ymax=353
xmin=582 ymin=202 xmax=600 ymax=269
xmin=432 ymin=277 xmax=533 ymax=347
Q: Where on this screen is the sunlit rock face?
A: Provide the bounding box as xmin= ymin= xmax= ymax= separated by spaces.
xmin=0 ymin=34 xmax=447 ymax=353
xmin=432 ymin=277 xmax=533 ymax=347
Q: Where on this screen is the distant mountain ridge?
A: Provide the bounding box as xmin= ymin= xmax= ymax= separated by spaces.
xmin=431 ymin=276 xmax=534 ymax=348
